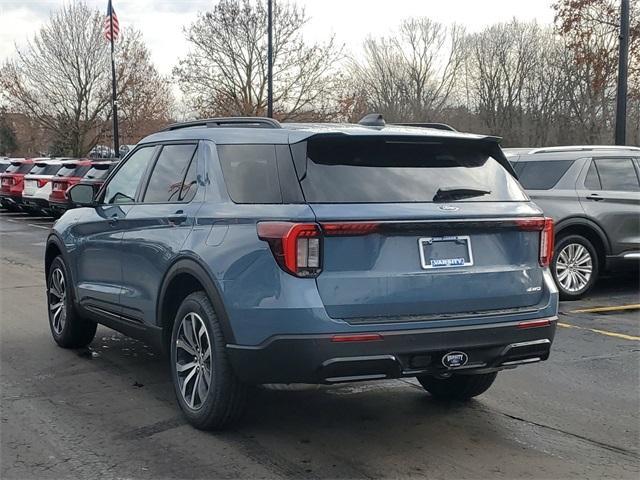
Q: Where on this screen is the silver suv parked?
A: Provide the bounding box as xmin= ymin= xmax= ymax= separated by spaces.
xmin=506 ymin=146 xmax=640 ymax=299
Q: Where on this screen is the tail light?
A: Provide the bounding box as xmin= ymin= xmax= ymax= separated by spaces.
xmin=37 ymin=179 xmax=48 ymax=188
xmin=516 ymin=217 xmax=554 ymax=267
xmin=257 ymin=222 xmax=322 ymax=277
xmin=258 ymin=221 xmax=383 ymax=277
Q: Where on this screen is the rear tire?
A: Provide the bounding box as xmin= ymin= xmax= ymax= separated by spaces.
xmin=47 ymin=256 xmax=97 ymax=348
xmin=552 ymin=234 xmax=599 ymax=300
xmin=417 ymin=372 xmax=497 ymax=401
xmin=170 ymin=291 xmax=247 ymax=430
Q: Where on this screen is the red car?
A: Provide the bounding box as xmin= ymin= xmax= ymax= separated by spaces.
xmin=48 ymin=159 xmax=93 ymax=216
xmin=0 ymin=158 xmax=35 ymax=211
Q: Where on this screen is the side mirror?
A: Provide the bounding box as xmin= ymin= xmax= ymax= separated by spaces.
xmin=67 ymin=183 xmax=96 ymax=207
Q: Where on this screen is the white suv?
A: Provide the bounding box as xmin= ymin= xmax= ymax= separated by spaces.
xmin=22 ymin=159 xmax=64 ymax=214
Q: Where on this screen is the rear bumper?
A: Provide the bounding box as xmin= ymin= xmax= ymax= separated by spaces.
xmin=227 ymin=317 xmax=557 ymax=384
xmin=0 ymin=193 xmax=23 ymax=205
xmin=48 ymin=200 xmax=69 ymax=213
xmin=22 ymin=196 xmax=50 ymax=209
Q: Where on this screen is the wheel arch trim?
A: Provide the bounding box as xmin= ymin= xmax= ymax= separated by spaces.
xmin=554 ymin=217 xmax=611 ymax=255
xmin=45 ymin=234 xmax=79 ymax=304
xmin=156 ymin=255 xmax=236 ymax=344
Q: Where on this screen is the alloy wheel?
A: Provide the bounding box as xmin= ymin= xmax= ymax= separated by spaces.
xmin=49 ymin=267 xmax=66 ymax=334
xmin=175 ymin=312 xmax=212 ymax=410
xmin=555 ymin=243 xmax=593 ymax=293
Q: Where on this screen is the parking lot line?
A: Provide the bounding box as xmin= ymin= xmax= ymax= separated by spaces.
xmin=569 ymin=304 xmax=640 ymax=314
xmin=558 ymin=322 xmax=640 ymax=341
xmin=28 ymin=224 xmax=50 ymax=230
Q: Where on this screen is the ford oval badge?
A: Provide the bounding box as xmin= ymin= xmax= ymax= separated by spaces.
xmin=438 ymin=205 xmax=459 ymax=212
xmin=442 ymin=351 xmax=468 ymax=368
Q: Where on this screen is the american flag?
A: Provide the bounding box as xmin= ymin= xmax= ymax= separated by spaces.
xmin=104 ymin=0 xmax=120 ymax=42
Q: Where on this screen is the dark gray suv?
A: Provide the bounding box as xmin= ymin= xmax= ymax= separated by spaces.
xmin=506 ymin=146 xmax=640 ymax=299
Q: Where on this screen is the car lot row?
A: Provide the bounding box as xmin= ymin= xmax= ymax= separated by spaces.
xmin=0 ymin=156 xmax=119 ymax=217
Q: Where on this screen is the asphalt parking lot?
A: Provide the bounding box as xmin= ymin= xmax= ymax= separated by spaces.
xmin=1 ymin=209 xmax=638 ymax=479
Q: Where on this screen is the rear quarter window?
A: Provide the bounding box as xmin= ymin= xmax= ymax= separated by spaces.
xmin=511 ymin=160 xmax=574 ymax=190
xmin=217 ymin=145 xmax=282 ymax=203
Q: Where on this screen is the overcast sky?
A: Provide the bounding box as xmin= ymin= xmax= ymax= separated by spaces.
xmin=0 ymin=0 xmax=555 ymax=75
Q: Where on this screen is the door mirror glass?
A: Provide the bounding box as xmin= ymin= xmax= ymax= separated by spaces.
xmin=68 ymin=183 xmax=96 ymax=207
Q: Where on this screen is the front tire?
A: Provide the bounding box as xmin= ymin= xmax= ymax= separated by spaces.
xmin=170 ymin=291 xmax=247 ymax=430
xmin=417 ymin=372 xmax=497 ymax=401
xmin=47 ymin=256 xmax=97 ymax=348
xmin=552 ymin=234 xmax=599 ymax=300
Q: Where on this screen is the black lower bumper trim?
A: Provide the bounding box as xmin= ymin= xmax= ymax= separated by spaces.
xmin=226 ymin=319 xmax=557 ymax=384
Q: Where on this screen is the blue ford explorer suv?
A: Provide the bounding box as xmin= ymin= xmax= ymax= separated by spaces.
xmin=45 ymin=115 xmax=558 ymax=429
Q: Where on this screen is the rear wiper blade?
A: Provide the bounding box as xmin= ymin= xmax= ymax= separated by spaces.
xmin=433 ymin=187 xmax=491 ymax=202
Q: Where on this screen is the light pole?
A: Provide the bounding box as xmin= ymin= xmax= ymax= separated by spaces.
xmin=267 ymin=0 xmax=274 ymax=118
xmin=615 ymin=0 xmax=630 ymax=145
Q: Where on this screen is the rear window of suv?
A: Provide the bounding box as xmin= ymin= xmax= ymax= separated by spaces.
xmin=56 ymin=164 xmax=90 ymax=178
xmin=299 ymin=137 xmax=527 ymax=203
xmin=84 ymin=163 xmax=116 ymax=180
xmin=5 ymin=163 xmax=34 ymax=174
xmin=29 ymin=164 xmax=62 ymax=176
xmin=511 ymin=160 xmax=574 ymax=190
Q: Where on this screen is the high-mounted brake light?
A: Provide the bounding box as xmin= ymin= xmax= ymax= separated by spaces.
xmin=516 ymin=217 xmax=554 ymax=267
xmin=257 ymin=222 xmax=322 ymax=277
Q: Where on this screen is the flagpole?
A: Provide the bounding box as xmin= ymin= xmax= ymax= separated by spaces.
xmin=267 ymin=0 xmax=273 ymax=118
xmin=109 ymin=2 xmax=120 ymax=158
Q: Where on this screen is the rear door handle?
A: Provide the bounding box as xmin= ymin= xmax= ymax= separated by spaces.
xmin=168 ymin=210 xmax=187 ymax=225
xmin=587 ymin=194 xmax=604 ymax=201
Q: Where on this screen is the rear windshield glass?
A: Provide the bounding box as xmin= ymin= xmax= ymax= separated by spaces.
xmin=29 ymin=164 xmax=62 ymax=176
xmin=6 ymin=163 xmax=34 ymax=174
xmin=512 ymin=160 xmax=574 ymax=190
xmin=300 ymin=138 xmax=526 ymax=203
xmin=217 ymin=145 xmax=282 ymax=203
xmin=57 ymin=164 xmax=91 ymax=178
xmin=84 ymin=164 xmax=114 ymax=180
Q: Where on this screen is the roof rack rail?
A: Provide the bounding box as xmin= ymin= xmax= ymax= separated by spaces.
xmin=392 ymin=122 xmax=457 ymax=132
xmin=529 ymin=145 xmax=640 ymax=154
xmin=162 ymin=117 xmax=282 ymax=131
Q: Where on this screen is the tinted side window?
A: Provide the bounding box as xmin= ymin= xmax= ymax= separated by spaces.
xmin=511 ymin=161 xmax=527 ymax=176
xmin=103 ymin=147 xmax=155 ymax=204
xmin=584 ymin=161 xmax=601 ymax=189
xmin=218 ymin=145 xmax=282 ymax=203
xmin=515 ymin=160 xmax=574 ymax=190
xmin=594 ymin=158 xmax=640 ymax=191
xmin=180 ymin=157 xmax=198 ymax=202
xmin=143 ymin=144 xmax=197 ymax=203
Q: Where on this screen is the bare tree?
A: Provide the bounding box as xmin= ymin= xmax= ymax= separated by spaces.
xmin=117 ymin=36 xmax=174 ymax=145
xmin=174 ymin=0 xmax=343 ymax=120
xmin=553 ymin=0 xmax=640 ymax=143
xmin=351 ymin=18 xmax=464 ymax=122
xmin=0 ymin=1 xmax=172 ymax=156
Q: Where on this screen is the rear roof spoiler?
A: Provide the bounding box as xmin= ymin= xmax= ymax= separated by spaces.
xmin=391 ymin=122 xmax=457 ymax=132
xmin=298 ymin=133 xmax=517 ymax=179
